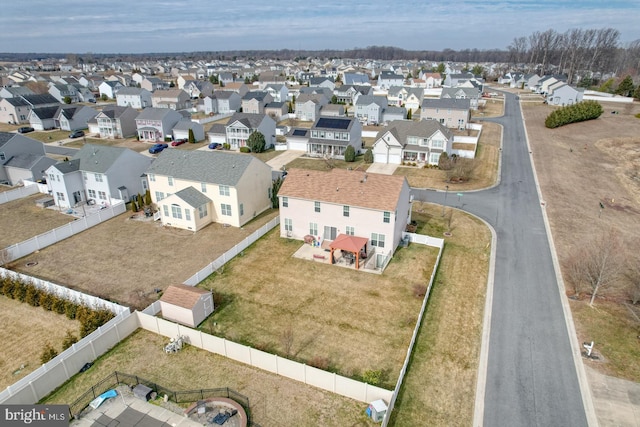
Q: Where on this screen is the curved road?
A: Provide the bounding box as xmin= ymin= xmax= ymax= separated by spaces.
xmin=412 ymin=93 xmax=588 ymax=426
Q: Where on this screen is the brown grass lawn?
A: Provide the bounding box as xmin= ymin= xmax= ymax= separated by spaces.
xmin=42 ymin=329 xmax=377 ymax=427
xmin=473 ymin=98 xmax=504 ymax=118
xmin=0 ymin=296 xmax=80 ymax=390
xmin=286 ymin=155 xmax=369 ymax=173
xmin=389 ymin=202 xmax=491 ymax=426
xmin=197 ymin=227 xmax=439 ymax=389
xmin=393 ymin=122 xmax=502 ymax=191
xmin=63 ymin=137 xmax=210 ymax=153
xmin=523 ymin=101 xmax=640 ymax=381
xmin=0 ymin=194 xmax=74 ymax=248
xmin=9 ymin=210 xmax=278 ymax=310
xmin=250 ymin=148 xmax=283 ymax=163
xmin=0 ymin=123 xmax=20 ymax=132
xmin=28 ymin=130 xmax=70 ymax=143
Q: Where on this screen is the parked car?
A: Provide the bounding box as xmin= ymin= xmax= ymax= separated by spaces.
xmin=148 ymin=143 xmax=169 ymax=154
xmin=208 ymin=142 xmax=221 ymax=150
xmin=17 ymin=126 xmax=34 ymax=134
xmin=69 ymin=130 xmax=85 ymax=138
xmin=171 ymin=138 xmax=187 ymax=146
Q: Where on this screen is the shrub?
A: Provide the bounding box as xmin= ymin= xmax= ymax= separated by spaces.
xmin=12 ymin=281 xmax=26 ymax=301
xmin=544 ymin=100 xmax=603 ymax=129
xmin=188 ymin=128 xmax=196 ymax=144
xmin=2 ymin=278 xmax=16 ymax=297
xmin=246 ymin=131 xmax=266 ymax=153
xmin=64 ymin=300 xmax=78 ymax=320
xmin=39 ymin=292 xmax=54 ymax=310
xmin=52 ymin=296 xmax=66 ymax=314
xmin=25 ymin=284 xmax=41 ymax=307
xmin=223 ymin=143 xmax=230 ymax=150
xmin=239 ymin=146 xmax=251 ymax=153
xmin=62 ymin=330 xmax=79 ymax=350
xmin=362 ymin=369 xmax=383 ymax=385
xmin=40 ymin=342 xmax=58 ymax=364
xmin=309 ymin=356 xmax=330 ymax=370
xmin=363 ymin=147 xmax=374 ymax=164
xmin=438 ymin=152 xmax=452 ymax=170
xmin=344 ymin=145 xmax=356 ymax=162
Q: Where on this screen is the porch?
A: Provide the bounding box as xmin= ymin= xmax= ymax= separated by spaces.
xmin=291 ymin=237 xmax=381 ymax=274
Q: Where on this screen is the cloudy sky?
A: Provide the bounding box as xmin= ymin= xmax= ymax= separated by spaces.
xmin=2 ymin=1 xmax=638 ymax=53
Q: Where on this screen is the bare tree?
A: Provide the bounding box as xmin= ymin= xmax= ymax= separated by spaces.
xmin=625 ymin=258 xmax=640 ymax=305
xmin=0 ymin=247 xmax=11 ymax=267
xmin=566 ymin=229 xmax=625 ymax=306
xmin=508 ymin=37 xmax=528 ymax=66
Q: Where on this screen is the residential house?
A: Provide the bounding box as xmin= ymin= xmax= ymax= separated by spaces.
xmin=295 ymin=93 xmax=329 ymax=122
xmin=443 ymin=72 xmax=475 ymax=87
xmin=264 ymin=102 xmax=287 ymax=121
xmin=0 ymin=132 xmax=55 ymax=185
xmin=354 ymin=95 xmax=387 ymax=125
xmin=54 ymin=105 xmax=98 ymax=131
xmin=307 ymin=117 xmax=362 ymax=159
xmin=116 ymin=87 xmax=152 ymax=109
xmin=0 ymin=86 xmax=35 ymax=99
xmin=183 ymin=80 xmax=215 ymax=99
xmin=145 ymin=149 xmax=273 ymax=230
xmin=159 ymin=284 xmax=214 ymax=328
xmin=140 ymin=77 xmax=168 ymax=92
xmin=372 ymin=119 xmax=453 ymax=165
xmin=241 ymin=91 xmax=273 ymax=114
xmin=95 ymin=106 xmax=138 ymax=139
xmin=286 ymin=128 xmax=311 ymax=151
xmin=333 ymin=85 xmax=373 ymax=105
xmin=319 ymin=104 xmax=345 ymax=117
xmin=135 ymin=108 xmax=183 ymax=142
xmin=218 ymin=82 xmax=249 ymax=97
xmin=382 ymin=106 xmax=406 ymax=123
xmin=421 ymin=72 xmax=443 ymax=88
xmin=377 ymin=71 xmax=405 ymax=90
xmin=0 ymin=94 xmax=60 ymax=124
xmin=202 ymin=91 xmax=241 ymax=115
xmin=151 ymin=89 xmax=191 ymax=110
xmin=524 ymin=74 xmax=542 ymax=91
xmin=218 ymin=72 xmax=235 ymax=86
xmin=309 ymin=77 xmax=336 ymax=91
xmin=441 ymin=87 xmax=482 ymax=110
xmin=172 ymin=120 xmax=205 ymax=142
xmin=387 ymin=86 xmax=424 ymax=112
xmin=263 ymin=84 xmax=288 ymax=103
xmin=45 ymin=144 xmax=152 ymax=209
xmin=48 ymin=83 xmax=79 ymax=103
xmin=28 ymin=106 xmax=60 ymax=130
xmin=277 ymin=168 xmax=412 ymax=269
xmin=546 ymin=83 xmax=584 ymax=106
xmin=343 ymin=73 xmax=370 ymax=86
xmin=98 ymin=80 xmax=124 ymax=99
xmin=224 ymin=112 xmax=276 ymax=150
xmin=420 ymin=98 xmax=470 ymax=129
xmin=76 ymin=86 xmax=96 ymax=103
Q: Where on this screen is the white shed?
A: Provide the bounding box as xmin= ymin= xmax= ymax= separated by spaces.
xmin=160 ymin=284 xmax=214 ymax=328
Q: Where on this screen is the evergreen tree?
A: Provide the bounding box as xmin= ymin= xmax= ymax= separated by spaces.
xmin=364 ymin=148 xmax=374 ymax=164
xmin=615 ymin=76 xmax=635 ymax=97
xmin=188 ymin=128 xmax=196 ymax=143
xmin=406 ymin=109 xmax=412 ymax=120
xmin=247 ymin=131 xmax=266 ymax=153
xmin=344 ymin=145 xmax=356 ymax=162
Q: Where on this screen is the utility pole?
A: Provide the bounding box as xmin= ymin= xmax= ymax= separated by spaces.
xmin=442 ymin=185 xmax=449 ymax=217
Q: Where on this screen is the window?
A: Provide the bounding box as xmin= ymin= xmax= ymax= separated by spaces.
xmin=371 ymin=233 xmax=385 ymax=248
xmin=49 ymin=173 xmax=55 ymax=181
xmin=98 ymin=191 xmax=106 ymax=200
xmin=163 ymin=205 xmax=169 ymax=216
xmin=284 ymin=218 xmax=292 ymax=232
xmin=432 ymin=139 xmax=444 ymax=148
xmin=343 ymin=206 xmax=350 ymax=217
xmin=430 ymin=153 xmax=441 ymax=164
xmin=171 ymin=204 xmax=182 ymax=219
xmin=219 ymin=185 xmax=230 ymax=196
xmin=142 ymin=180 xmax=148 ymax=190
xmin=201 ymin=182 xmax=207 ymax=193
xmin=240 ymin=203 xmax=244 ymax=216
xmin=346 ymin=226 xmax=355 ymax=236
xmin=148 ymin=174 xmax=155 ymax=182
xmin=88 ymin=189 xmax=96 ymax=199
xmin=95 ymin=173 xmax=103 ymax=182
xmin=221 ymin=204 xmax=232 ymax=216
xmin=282 ymin=196 xmax=288 ymax=207
xmin=185 ymin=209 xmax=191 ymax=221
xmin=309 ymin=222 xmax=317 ymax=236
xmin=383 ymin=211 xmax=391 ymax=223
xmin=198 ymin=205 xmax=207 ymax=218
xmin=168 ymin=176 xmax=173 ymax=186
xmin=56 ymin=192 xmax=65 ymax=201
xmin=155 ymin=191 xmax=164 ymax=201
xmin=314 ymin=201 xmax=320 ymax=213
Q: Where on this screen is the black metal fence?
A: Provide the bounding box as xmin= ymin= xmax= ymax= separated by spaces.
xmin=69 ymin=371 xmax=257 ymax=425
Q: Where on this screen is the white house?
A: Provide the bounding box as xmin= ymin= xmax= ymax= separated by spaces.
xmin=116 ymin=87 xmax=153 ymax=109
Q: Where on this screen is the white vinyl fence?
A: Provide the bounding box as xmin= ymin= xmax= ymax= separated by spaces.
xmin=183 ymin=216 xmax=280 ymax=285
xmin=137 ymin=312 xmax=393 ymax=404
xmin=382 ymin=234 xmax=444 ymax=426
xmin=0 ymin=184 xmax=39 ymax=205
xmin=2 ymin=201 xmax=126 ymax=263
xmin=0 ymin=310 xmax=138 ymax=405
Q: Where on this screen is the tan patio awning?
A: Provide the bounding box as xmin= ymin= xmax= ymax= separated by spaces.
xmin=329 ymin=234 xmax=368 ymax=269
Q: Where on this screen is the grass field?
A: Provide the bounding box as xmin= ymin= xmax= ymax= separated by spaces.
xmin=42 ymin=329 xmax=377 ymax=427
xmin=389 ymin=202 xmax=491 ymax=426
xmin=0 ymin=194 xmax=74 ymax=248
xmin=197 ymin=227 xmax=439 ymax=389
xmin=0 ymin=296 xmax=80 ymax=390
xmin=9 ymin=210 xmax=278 ymax=309
xmin=522 ymin=101 xmax=640 ymax=381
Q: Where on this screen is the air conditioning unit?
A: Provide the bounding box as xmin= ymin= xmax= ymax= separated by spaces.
xmin=286 ymin=230 xmax=292 ymax=237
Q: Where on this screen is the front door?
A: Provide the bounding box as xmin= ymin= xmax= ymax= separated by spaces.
xmin=323 ymin=226 xmax=337 ymax=240
xmin=73 ymin=191 xmax=82 ymax=204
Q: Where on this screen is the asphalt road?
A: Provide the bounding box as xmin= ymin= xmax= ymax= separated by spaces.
xmin=44 ymin=143 xmax=79 ymax=157
xmin=412 ymin=93 xmax=588 ymax=426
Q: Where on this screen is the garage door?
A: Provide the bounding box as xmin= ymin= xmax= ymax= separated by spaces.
xmin=374 ymin=153 xmax=388 ymax=163
xmin=288 ymin=140 xmax=308 ymax=151
xmin=388 ymin=154 xmax=401 ymax=164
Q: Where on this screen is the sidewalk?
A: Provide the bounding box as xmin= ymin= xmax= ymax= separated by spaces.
xmin=586 ymin=366 xmax=640 ymax=427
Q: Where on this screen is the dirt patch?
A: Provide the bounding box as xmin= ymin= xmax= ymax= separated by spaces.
xmin=523 ymin=101 xmax=640 ymax=381
xmin=9 ymin=210 xmax=278 ymax=309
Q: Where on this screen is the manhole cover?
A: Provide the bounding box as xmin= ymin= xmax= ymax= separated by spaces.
xmin=443 ymin=232 xmax=452 ymax=237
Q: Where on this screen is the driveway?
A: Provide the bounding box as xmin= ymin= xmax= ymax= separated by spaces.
xmin=366 ymin=162 xmax=398 ymax=175
xmin=266 ymin=150 xmax=305 ymax=171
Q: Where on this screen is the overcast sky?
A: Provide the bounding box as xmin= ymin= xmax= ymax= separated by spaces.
xmin=2 ymin=1 xmax=639 ymax=53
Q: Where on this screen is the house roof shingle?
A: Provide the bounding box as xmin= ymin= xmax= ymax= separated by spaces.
xmin=278 ymin=168 xmax=407 ymax=212
xmin=173 ymin=186 xmax=212 ymax=208
xmin=160 ymin=284 xmax=210 ymax=309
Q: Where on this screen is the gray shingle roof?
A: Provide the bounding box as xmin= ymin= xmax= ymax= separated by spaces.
xmin=52 ymin=158 xmax=80 ymax=174
xmin=0 ymin=132 xmax=15 ymax=147
xmin=70 ymin=144 xmax=129 ymax=173
xmin=31 ymin=106 xmax=60 ymax=119
xmin=135 ymin=107 xmax=176 ymax=120
xmin=173 ymin=186 xmax=212 ymax=208
xmin=377 ymin=119 xmax=453 ymax=146
xmin=421 ymin=98 xmax=471 ymax=110
xmin=3 ymin=153 xmax=40 ymax=169
xmin=5 ymin=97 xmax=30 ymax=107
xmin=226 ymin=112 xmax=268 ymax=129
xmin=22 ymin=94 xmax=59 ymax=106
xmin=146 ymin=149 xmax=259 ymax=186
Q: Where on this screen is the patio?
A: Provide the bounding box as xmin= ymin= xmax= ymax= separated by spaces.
xmin=292 ymin=239 xmax=380 ymax=273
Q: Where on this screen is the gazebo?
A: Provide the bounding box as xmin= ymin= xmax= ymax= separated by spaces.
xmin=329 ymin=234 xmax=369 ymax=269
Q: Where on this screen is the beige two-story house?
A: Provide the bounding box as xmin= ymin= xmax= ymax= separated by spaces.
xmin=420 ymin=98 xmax=470 ymax=130
xmin=145 ymin=149 xmax=273 ymax=231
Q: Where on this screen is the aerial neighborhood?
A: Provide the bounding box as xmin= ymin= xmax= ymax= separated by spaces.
xmin=0 ymin=44 xmax=638 ymax=427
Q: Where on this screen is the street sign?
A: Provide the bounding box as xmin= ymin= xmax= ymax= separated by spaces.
xmin=457 ymin=193 xmax=463 ymax=197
